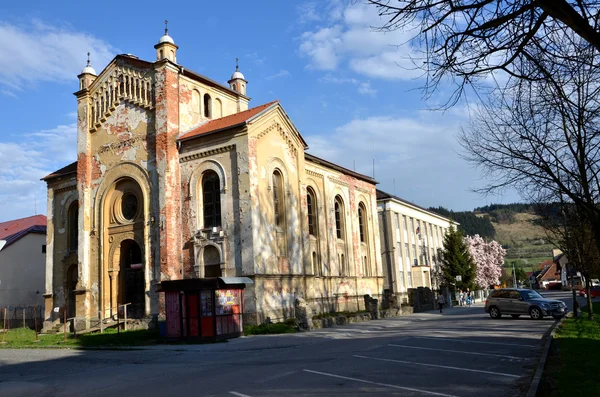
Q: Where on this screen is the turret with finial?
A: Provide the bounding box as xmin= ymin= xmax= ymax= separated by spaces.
xmin=155 ymin=19 xmax=178 ymax=62
xmin=228 ymin=57 xmax=247 ymax=95
xmin=78 ymin=52 xmax=97 ymax=90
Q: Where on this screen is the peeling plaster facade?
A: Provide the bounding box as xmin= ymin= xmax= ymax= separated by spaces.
xmin=43 ymin=34 xmax=383 ymax=329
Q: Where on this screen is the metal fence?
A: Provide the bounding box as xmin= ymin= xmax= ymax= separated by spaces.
xmin=0 ymin=305 xmax=43 ymax=331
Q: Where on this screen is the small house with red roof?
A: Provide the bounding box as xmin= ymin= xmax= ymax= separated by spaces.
xmin=0 ymin=214 xmax=47 ymax=309
xmin=42 ymin=28 xmax=383 ymax=332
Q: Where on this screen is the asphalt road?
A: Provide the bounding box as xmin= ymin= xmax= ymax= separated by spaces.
xmin=0 ymin=291 xmax=578 ymax=397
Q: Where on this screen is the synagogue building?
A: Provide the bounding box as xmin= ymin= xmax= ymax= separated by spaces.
xmin=42 ymin=27 xmax=383 ymax=330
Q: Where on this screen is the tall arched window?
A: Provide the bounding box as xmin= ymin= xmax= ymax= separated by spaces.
xmin=204 ymin=93 xmax=212 ymax=118
xmin=192 ymin=89 xmax=201 ymax=123
xmin=202 ymin=171 xmax=221 ymax=228
xmin=334 ymin=195 xmax=345 ymax=240
xmin=68 ymin=202 xmax=78 ymax=252
xmin=307 ymin=187 xmax=318 ymax=236
xmin=273 ymin=170 xmax=284 ymax=227
xmin=358 ymin=203 xmax=367 ymax=243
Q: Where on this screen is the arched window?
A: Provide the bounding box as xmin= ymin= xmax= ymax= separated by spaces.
xmin=334 ymin=195 xmax=345 ymax=240
xmin=204 ymin=94 xmax=212 ymax=118
xmin=68 ymin=202 xmax=78 ymax=252
xmin=215 ymin=98 xmax=223 ymax=118
xmin=202 ymin=171 xmax=221 ymax=228
xmin=192 ymin=90 xmax=201 ymax=123
xmin=273 ymin=170 xmax=284 ymax=227
xmin=307 ymin=187 xmax=317 ymax=236
xmin=358 ymin=203 xmax=367 ymax=243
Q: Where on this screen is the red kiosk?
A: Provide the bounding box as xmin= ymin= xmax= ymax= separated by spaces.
xmin=159 ymin=277 xmax=253 ymax=341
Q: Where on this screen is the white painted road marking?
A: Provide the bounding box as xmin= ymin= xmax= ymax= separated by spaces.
xmin=353 ymin=354 xmax=520 ymax=378
xmin=303 ymin=369 xmax=459 ymax=397
xmin=388 ymin=343 xmax=525 ymax=360
xmin=411 ymin=336 xmax=537 ymax=348
xmin=229 ymin=392 xmax=252 ymax=397
xmin=255 ymin=370 xmax=296 ymax=383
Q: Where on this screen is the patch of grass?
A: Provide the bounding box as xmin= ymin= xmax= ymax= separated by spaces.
xmin=0 ymin=327 xmax=161 ymax=349
xmin=539 ymin=302 xmax=600 ymax=396
xmin=243 ymin=318 xmax=297 ymax=336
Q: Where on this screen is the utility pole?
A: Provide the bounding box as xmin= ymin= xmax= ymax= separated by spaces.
xmin=512 ymin=261 xmax=517 ymax=288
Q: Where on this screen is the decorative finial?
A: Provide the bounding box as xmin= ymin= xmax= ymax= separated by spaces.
xmin=164 ymin=19 xmax=169 ymax=35
xmin=236 ymin=57 xmax=239 ymax=70
xmin=87 ymin=52 xmax=91 ymax=66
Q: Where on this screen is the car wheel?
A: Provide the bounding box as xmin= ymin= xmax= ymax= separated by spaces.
xmin=489 ymin=306 xmax=502 ymax=319
xmin=530 ymin=307 xmax=542 ymax=320
xmin=511 ymin=314 xmax=520 ymax=319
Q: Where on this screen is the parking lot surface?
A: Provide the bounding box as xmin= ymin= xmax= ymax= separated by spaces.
xmin=0 ymin=291 xmax=572 ymax=397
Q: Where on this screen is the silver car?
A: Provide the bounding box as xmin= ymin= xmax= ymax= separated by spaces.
xmin=484 ymin=288 xmax=567 ymax=320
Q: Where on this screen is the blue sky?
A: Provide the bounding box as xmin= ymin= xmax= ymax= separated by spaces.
xmin=0 ymin=0 xmax=521 ymax=222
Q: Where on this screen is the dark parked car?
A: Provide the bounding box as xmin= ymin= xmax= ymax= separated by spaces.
xmin=485 ymin=288 xmax=567 ymax=320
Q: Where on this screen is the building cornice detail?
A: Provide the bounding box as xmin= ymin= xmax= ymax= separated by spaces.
xmin=328 ymin=176 xmax=349 ymax=187
xmin=306 ymin=169 xmax=324 ymax=179
xmin=257 ymin=121 xmax=298 ymax=158
xmin=54 ymin=185 xmax=77 ymax=194
xmin=179 ymin=144 xmax=236 ymax=163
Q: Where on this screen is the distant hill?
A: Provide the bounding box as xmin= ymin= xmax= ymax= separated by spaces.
xmin=433 ymin=203 xmax=552 ymax=271
xmin=428 ymin=206 xmax=496 ymax=239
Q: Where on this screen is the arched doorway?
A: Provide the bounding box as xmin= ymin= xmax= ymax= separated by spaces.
xmin=203 ymin=245 xmax=221 ymax=277
xmin=119 ymin=239 xmax=145 ymax=318
xmin=102 ymin=177 xmax=146 ymax=319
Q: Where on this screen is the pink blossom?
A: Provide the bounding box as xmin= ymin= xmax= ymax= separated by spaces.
xmin=464 ymin=234 xmax=506 ymax=289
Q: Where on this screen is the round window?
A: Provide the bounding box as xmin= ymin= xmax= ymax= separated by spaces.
xmin=121 ymin=193 xmax=138 ymax=220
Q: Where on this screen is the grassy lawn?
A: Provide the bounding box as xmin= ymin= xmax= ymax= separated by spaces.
xmin=0 ymin=327 xmax=163 ymax=349
xmin=539 ymin=301 xmax=600 ymax=396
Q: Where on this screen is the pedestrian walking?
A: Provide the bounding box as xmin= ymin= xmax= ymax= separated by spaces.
xmin=436 ymin=292 xmax=445 ymax=313
xmin=458 ymin=289 xmax=464 ymax=307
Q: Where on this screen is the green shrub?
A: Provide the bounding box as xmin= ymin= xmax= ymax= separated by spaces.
xmin=243 ymin=321 xmax=296 ymax=336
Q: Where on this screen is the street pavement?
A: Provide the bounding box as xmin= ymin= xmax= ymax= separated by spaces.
xmin=0 ymin=290 xmax=577 ymax=397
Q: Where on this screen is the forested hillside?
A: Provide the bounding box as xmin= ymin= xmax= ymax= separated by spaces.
xmin=428 ymin=206 xmax=496 ymax=239
xmin=436 ymin=203 xmax=553 ymax=272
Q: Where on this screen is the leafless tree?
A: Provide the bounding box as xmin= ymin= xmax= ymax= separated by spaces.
xmin=459 ymin=31 xmax=600 ymax=315
xmin=366 ymin=0 xmax=600 ymax=105
xmin=535 ymin=202 xmax=600 ymax=319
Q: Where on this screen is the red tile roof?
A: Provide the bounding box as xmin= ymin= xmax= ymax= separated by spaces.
xmin=0 ymin=214 xmax=47 ymax=242
xmin=179 ymin=100 xmax=279 ymax=141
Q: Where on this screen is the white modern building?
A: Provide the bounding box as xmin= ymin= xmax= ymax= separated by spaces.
xmin=377 ymin=190 xmax=455 ymax=302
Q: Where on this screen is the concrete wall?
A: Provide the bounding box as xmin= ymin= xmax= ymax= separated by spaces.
xmin=0 ymin=234 xmax=46 ymax=308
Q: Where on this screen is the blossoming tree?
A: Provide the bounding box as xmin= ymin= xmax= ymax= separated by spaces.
xmin=464 ymin=234 xmax=506 ymax=289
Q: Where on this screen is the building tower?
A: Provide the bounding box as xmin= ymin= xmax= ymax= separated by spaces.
xmin=155 ymin=20 xmax=178 ymax=63
xmin=228 ymin=58 xmax=247 ymax=95
xmin=78 ymin=52 xmax=97 ymax=91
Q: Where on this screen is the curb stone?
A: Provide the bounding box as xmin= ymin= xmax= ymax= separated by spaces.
xmin=526 ymin=315 xmax=566 ymax=397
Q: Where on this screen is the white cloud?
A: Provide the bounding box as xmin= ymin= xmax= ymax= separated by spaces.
xmin=0 ymin=20 xmax=116 ymax=89
xmin=298 ymin=2 xmax=423 ymax=81
xmin=304 ymin=111 xmax=520 ymax=211
xmin=0 ymin=122 xmax=77 ymax=221
xmin=266 ymin=70 xmax=292 ymax=80
xmin=320 ymin=75 xmax=376 ymax=95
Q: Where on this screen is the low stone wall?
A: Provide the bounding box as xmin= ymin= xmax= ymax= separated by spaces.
xmin=311 ymin=306 xmax=414 ymax=329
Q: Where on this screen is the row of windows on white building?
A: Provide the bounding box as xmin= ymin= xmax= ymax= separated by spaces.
xmin=392 ymin=212 xmax=447 ymax=289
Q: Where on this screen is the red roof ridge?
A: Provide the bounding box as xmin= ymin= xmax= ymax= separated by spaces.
xmin=0 ymin=214 xmax=47 ymax=240
xmin=179 ymin=100 xmax=280 ymax=141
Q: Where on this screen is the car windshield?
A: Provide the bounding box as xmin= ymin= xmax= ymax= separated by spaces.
xmin=520 ymin=290 xmax=543 ymax=300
